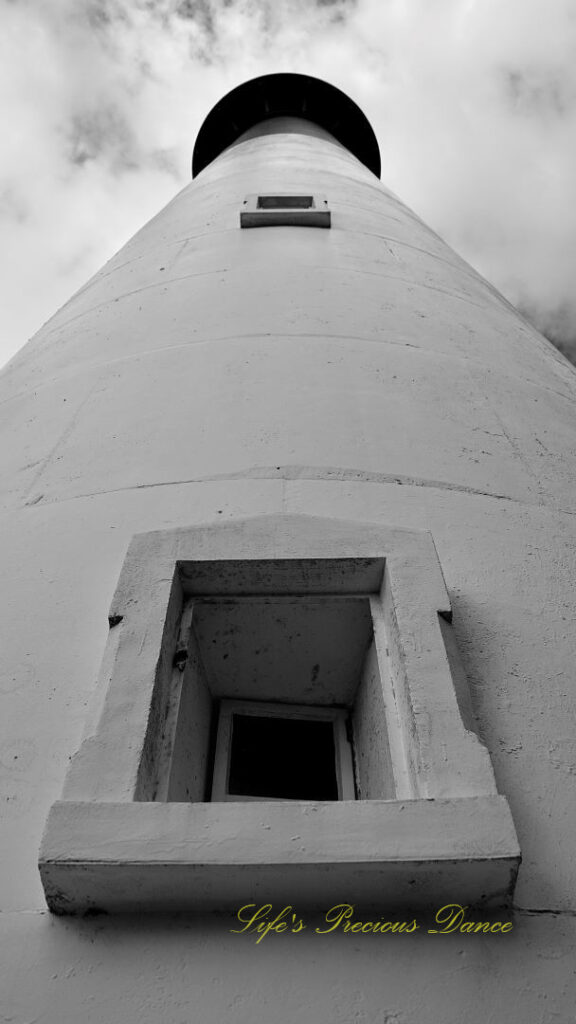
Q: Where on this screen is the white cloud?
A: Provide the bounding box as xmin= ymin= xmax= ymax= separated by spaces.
xmin=1 ymin=0 xmax=576 ymax=367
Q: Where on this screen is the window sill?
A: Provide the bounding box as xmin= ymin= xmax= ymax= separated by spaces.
xmin=40 ymin=795 xmax=519 ymax=914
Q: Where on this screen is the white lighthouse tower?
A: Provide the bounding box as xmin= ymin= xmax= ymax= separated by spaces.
xmin=1 ymin=73 xmax=575 ymax=1021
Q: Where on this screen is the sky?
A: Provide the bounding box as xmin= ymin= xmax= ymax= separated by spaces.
xmin=2 ymin=0 xmax=576 ymax=369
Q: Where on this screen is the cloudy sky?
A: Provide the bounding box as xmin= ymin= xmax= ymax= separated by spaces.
xmin=2 ymin=0 xmax=576 ymax=369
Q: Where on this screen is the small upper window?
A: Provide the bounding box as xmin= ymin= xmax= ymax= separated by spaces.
xmin=257 ymin=195 xmax=314 ymax=209
xmin=241 ymin=193 xmax=331 ymax=228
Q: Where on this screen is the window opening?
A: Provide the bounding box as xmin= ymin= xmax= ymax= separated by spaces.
xmin=211 ymin=699 xmax=354 ymax=801
xmin=241 ymin=193 xmax=330 ymax=228
xmin=257 ymin=195 xmax=314 ymax=209
xmin=164 ymin=590 xmax=376 ymax=803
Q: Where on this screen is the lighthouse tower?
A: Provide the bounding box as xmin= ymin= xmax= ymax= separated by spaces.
xmin=1 ymin=73 xmax=575 ymax=1022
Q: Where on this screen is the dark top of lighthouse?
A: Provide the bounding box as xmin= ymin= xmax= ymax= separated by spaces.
xmin=192 ymin=72 xmax=381 ymax=179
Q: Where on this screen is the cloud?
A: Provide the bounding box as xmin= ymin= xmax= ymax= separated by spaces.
xmin=1 ymin=0 xmax=576 ymax=367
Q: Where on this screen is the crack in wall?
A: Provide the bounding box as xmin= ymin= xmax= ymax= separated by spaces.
xmin=21 ymin=464 xmax=524 ymax=509
xmin=513 ymin=906 xmax=576 ymax=918
xmin=28 ymin=257 xmax=512 ymax=342
xmin=68 ymin=222 xmax=473 ymax=294
xmin=21 ymin=373 xmax=107 ymax=505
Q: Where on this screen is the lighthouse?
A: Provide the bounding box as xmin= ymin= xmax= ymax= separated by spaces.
xmin=1 ymin=72 xmax=575 ymax=1021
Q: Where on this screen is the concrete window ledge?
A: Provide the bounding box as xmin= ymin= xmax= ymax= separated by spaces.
xmin=41 ymin=796 xmax=518 ymax=914
xmin=39 ymin=514 xmax=520 ymax=915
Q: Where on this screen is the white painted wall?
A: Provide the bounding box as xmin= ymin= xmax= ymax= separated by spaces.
xmin=1 ymin=102 xmax=576 ymax=1021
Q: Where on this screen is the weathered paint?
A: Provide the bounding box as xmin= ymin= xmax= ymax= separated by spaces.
xmin=352 ymin=639 xmax=396 ymax=801
xmin=1 ymin=73 xmax=576 ymax=1021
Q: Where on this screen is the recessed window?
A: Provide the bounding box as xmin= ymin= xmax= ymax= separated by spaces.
xmin=40 ymin=516 xmax=520 ymax=914
xmin=211 ymin=700 xmax=355 ymax=801
xmin=257 ymin=195 xmax=314 ymax=209
xmin=164 ymin=587 xmax=381 ymax=804
xmin=241 ymin=193 xmax=331 ymax=227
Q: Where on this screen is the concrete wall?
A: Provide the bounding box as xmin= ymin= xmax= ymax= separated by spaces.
xmin=1 ymin=112 xmax=576 ymax=1021
xmin=353 ymin=640 xmax=395 ymax=801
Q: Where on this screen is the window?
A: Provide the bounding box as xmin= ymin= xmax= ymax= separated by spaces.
xmin=162 ymin=577 xmax=386 ymax=806
xmin=39 ymin=514 xmax=520 ymax=914
xmin=240 ymin=193 xmax=331 ymax=227
xmin=212 ymin=700 xmax=355 ymax=802
xmin=257 ymin=195 xmax=314 ymax=209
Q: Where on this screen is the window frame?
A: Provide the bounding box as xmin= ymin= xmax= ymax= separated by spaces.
xmin=211 ymin=699 xmax=355 ymax=803
xmin=240 ymin=193 xmax=331 ymax=228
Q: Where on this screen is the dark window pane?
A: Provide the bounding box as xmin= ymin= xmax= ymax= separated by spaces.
xmin=228 ymin=713 xmax=338 ymax=800
xmin=257 ymin=195 xmax=313 ymax=209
